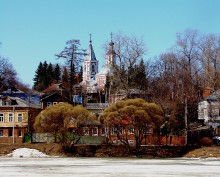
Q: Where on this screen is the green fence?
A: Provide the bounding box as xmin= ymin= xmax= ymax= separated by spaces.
xmin=24 ymin=133 xmax=106 ymax=145
xmin=24 ymin=133 xmax=32 ymax=143
xmin=77 ymin=136 xmax=107 ymax=145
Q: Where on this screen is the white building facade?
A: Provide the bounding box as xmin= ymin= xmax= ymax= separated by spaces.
xmin=81 ymin=36 xmax=116 ymax=93
xmin=198 ymin=90 xmax=220 ymax=129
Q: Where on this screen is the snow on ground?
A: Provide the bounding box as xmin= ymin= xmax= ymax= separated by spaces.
xmin=6 ymin=148 xmax=49 ymax=158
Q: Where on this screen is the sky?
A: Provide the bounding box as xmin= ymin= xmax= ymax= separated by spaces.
xmin=0 ymin=0 xmax=220 ymax=87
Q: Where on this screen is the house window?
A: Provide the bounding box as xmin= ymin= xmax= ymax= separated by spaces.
xmin=101 ymin=127 xmax=107 ymax=135
xmin=18 ymin=113 xmax=23 ymax=122
xmin=120 ymin=128 xmax=126 ymax=135
xmin=18 ymin=130 xmax=22 ymax=137
xmin=83 ymin=127 xmax=89 ymax=136
xmin=129 ymin=128 xmax=134 ymax=135
xmin=0 ymin=113 xmax=4 ymax=122
xmin=47 ymin=102 xmax=52 ymax=107
xmin=8 ymin=129 xmax=13 ymax=137
xmin=204 ymin=108 xmax=207 ymax=117
xmin=111 ymin=127 xmax=117 ymax=135
xmin=8 ymin=113 xmax=14 ymax=122
xmin=92 ymin=127 xmax=98 ymax=136
xmin=3 ymin=101 xmax=10 ymax=105
xmin=0 ymin=130 xmax=3 ymax=137
xmin=53 ymin=102 xmax=58 ymax=105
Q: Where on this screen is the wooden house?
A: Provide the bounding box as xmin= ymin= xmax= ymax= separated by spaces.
xmin=0 ymin=95 xmax=41 ymax=143
xmin=40 ymin=92 xmax=72 ymax=109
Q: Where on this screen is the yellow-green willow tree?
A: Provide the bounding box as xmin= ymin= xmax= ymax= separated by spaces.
xmin=34 ymin=103 xmax=95 ymax=148
xmin=99 ymin=98 xmax=165 ymax=153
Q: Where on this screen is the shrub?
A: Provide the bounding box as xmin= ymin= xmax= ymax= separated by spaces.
xmin=199 ymin=137 xmax=213 ymax=146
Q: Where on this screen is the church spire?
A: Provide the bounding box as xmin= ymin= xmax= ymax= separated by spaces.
xmin=109 ymin=32 xmax=114 ymax=46
xmin=82 ymin=34 xmax=99 ymax=82
xmin=89 ymin=33 xmax=92 ymax=44
xmin=85 ymin=34 xmax=97 ymax=61
xmin=106 ymin=32 xmax=116 ymax=66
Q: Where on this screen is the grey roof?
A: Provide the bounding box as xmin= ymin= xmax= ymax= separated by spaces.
xmin=85 ymin=103 xmax=109 ymax=110
xmin=2 ymin=88 xmax=24 ymax=94
xmin=96 ymin=64 xmax=114 ymax=76
xmin=85 ymin=42 xmax=97 ymax=61
xmin=0 ymin=96 xmax=41 ymax=109
xmin=206 ymin=90 xmax=220 ymax=101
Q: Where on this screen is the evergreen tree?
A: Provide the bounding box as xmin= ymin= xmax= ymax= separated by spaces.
xmin=62 ymin=66 xmax=69 ymax=90
xmin=40 ymin=61 xmax=48 ymax=89
xmin=54 ymin=64 xmax=61 ymax=83
xmin=33 ymin=62 xmax=44 ymax=91
xmin=135 ymin=59 xmax=147 ymax=90
xmin=47 ymin=63 xmax=54 ymax=85
xmin=78 ymin=66 xmax=83 ymax=83
xmin=33 ymin=61 xmax=56 ymax=91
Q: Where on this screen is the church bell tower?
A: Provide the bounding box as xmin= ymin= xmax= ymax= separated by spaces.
xmin=82 ymin=34 xmax=99 ymax=82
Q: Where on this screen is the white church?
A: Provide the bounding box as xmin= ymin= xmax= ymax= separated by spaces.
xmin=80 ymin=35 xmax=116 ymax=94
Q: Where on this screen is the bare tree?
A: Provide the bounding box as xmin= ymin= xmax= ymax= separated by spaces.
xmin=147 ymin=30 xmax=203 ymax=135
xmin=108 ymin=33 xmax=146 ymax=94
xmin=199 ymin=34 xmax=220 ymax=89
xmin=0 ymin=56 xmax=17 ymax=91
xmin=56 ymin=40 xmax=86 ymax=98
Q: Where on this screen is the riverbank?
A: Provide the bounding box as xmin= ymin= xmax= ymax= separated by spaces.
xmin=184 ymin=146 xmax=220 ymax=158
xmin=1 ymin=143 xmax=220 ymax=158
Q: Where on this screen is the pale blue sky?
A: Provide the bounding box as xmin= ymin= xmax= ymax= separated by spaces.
xmin=0 ymin=0 xmax=220 ymax=87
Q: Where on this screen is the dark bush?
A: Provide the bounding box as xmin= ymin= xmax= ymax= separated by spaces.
xmin=199 ymin=137 xmax=213 ymax=146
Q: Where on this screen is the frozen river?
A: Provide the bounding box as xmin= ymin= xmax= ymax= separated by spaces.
xmin=0 ymin=157 xmax=220 ymax=177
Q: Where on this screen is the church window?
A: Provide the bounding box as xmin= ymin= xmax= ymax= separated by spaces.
xmin=92 ymin=65 xmax=95 ymax=72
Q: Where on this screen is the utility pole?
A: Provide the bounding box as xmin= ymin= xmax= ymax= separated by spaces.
xmin=184 ymin=97 xmax=188 ymax=146
xmin=13 ymin=106 xmax=15 ymax=144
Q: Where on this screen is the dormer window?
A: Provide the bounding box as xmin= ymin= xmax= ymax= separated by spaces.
xmin=3 ymin=101 xmax=10 ymax=105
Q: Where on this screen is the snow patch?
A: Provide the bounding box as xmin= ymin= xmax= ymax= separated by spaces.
xmin=7 ymin=148 xmax=49 ymax=158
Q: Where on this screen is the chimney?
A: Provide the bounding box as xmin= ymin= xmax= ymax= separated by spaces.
xmin=203 ymin=87 xmax=213 ymax=98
